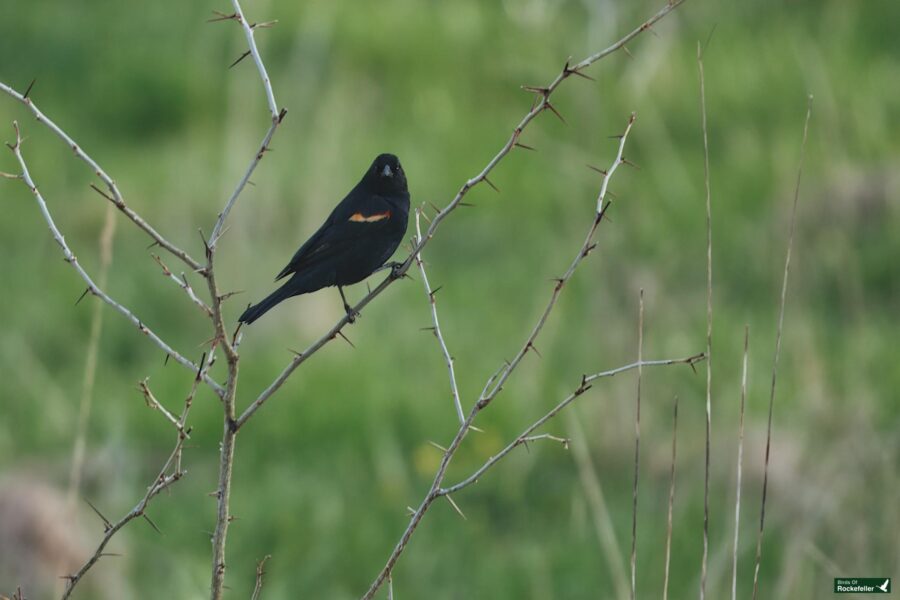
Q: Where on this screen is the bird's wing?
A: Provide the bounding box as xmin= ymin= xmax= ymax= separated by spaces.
xmin=274 ymin=195 xmax=396 ymax=280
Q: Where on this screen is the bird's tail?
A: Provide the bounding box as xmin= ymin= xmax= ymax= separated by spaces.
xmin=239 ymin=282 xmax=294 ymax=325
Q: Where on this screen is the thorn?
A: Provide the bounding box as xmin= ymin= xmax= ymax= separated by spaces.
xmin=406 ymin=506 xmax=416 ymax=516
xmin=483 ymin=176 xmax=500 ymax=193
xmin=582 ymin=242 xmax=598 ymax=257
xmin=586 ymin=164 xmax=608 ymax=175
xmin=277 ymin=107 xmax=288 ymax=123
xmin=445 ymin=494 xmax=467 ymax=520
xmin=142 ymin=513 xmax=162 ymax=534
xmin=420 ymin=326 xmax=437 ymax=333
xmin=527 ymin=342 xmax=542 ymax=358
xmin=198 ymin=229 xmax=210 ymax=254
xmin=207 ymin=10 xmax=237 ymax=23
xmin=23 ymin=78 xmax=36 ymax=99
xmin=74 ymin=287 xmax=91 ymax=306
xmin=458 ymin=202 xmax=475 ymax=208
xmin=229 ymin=50 xmax=252 ymax=69
xmin=89 ymin=183 xmax=115 ymax=203
xmin=544 ymin=102 xmax=567 ymax=124
xmin=336 ymin=330 xmax=355 ymax=349
xmin=252 ymin=19 xmax=279 ymax=30
xmin=563 ymin=60 xmax=595 ymax=81
xmin=621 ymin=158 xmax=640 ymax=170
xmin=428 ymin=440 xmax=448 ymax=453
xmin=608 ymin=134 xmax=624 ymax=140
xmin=218 ymin=289 xmax=244 ymax=302
xmin=514 ymin=141 xmax=536 ymax=151
xmin=146 ymin=240 xmax=161 ymax=250
xmin=623 ymin=45 xmax=634 ymax=59
xmin=467 ymin=425 xmax=484 ymax=433
xmin=521 ymin=85 xmax=549 ymax=96
xmin=84 ymin=498 xmax=112 ymax=531
xmin=430 ymin=285 xmax=443 ymax=298
xmin=231 ymin=322 xmax=243 ymax=346
xmin=287 ymin=348 xmax=305 ymax=358
xmin=151 ymin=253 xmax=171 ymax=276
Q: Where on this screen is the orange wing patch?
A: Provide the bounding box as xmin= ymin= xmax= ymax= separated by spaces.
xmin=349 ymin=210 xmax=391 ymax=223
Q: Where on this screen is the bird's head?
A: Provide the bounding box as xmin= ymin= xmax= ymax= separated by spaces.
xmin=365 ymin=153 xmax=407 ymax=194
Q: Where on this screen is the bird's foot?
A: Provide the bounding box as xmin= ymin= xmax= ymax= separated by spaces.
xmin=386 ymin=261 xmax=405 ymax=280
xmin=343 ymin=302 xmax=360 ymax=323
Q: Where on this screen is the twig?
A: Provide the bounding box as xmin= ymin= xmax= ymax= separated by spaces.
xmin=752 ymin=95 xmax=813 ymax=600
xmin=139 ymin=378 xmax=184 ymax=433
xmin=250 ymin=555 xmax=271 ymax=600
xmin=662 ymin=395 xmax=679 ymax=600
xmin=697 ymin=40 xmax=713 ymax=600
xmin=478 ymin=114 xmax=635 ymax=411
xmin=630 ymin=290 xmax=644 ymax=600
xmin=240 ymin=0 xmax=684 ymax=427
xmin=151 ymin=254 xmax=213 ymax=316
xmin=61 ymin=374 xmax=197 ymax=599
xmin=414 ymin=208 xmax=465 ymax=425
xmin=208 ymin=0 xmax=284 ymax=247
xmin=440 ymin=356 xmax=703 ymax=497
xmin=3 ymin=122 xmax=224 ymax=397
xmin=0 ymin=82 xmax=203 ymax=272
xmin=731 ymin=326 xmax=749 ymax=600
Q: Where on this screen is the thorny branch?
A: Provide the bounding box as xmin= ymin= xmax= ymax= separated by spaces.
xmin=0 ymin=82 xmax=202 ymax=272
xmin=61 ymin=356 xmax=204 ymax=600
xmin=414 ymin=208 xmax=465 ymax=425
xmin=3 ymin=122 xmax=224 ymax=397
xmin=206 ymin=0 xmax=285 ymax=596
xmin=362 ymin=112 xmax=701 ymax=599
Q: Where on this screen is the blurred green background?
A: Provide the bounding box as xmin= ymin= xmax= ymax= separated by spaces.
xmin=1 ymin=0 xmax=898 ymax=598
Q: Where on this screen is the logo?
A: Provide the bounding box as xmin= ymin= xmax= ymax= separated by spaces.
xmin=834 ymin=578 xmax=891 ymax=593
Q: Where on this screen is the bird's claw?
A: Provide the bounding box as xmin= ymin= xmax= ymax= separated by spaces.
xmin=387 ymin=261 xmax=404 ymax=280
xmin=343 ymin=303 xmax=360 ymax=323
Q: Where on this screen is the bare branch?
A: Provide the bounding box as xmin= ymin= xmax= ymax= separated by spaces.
xmin=439 ymin=355 xmax=704 ymax=497
xmin=151 ymin=254 xmax=213 ymax=316
xmin=414 ymin=208 xmax=465 ymax=425
xmin=4 ymin=122 xmax=224 ymax=397
xmin=208 ymin=0 xmax=285 ymax=247
xmin=752 ymin=94 xmax=813 ymax=600
xmin=250 ymin=555 xmax=271 ymax=600
xmin=61 ymin=374 xmax=198 ymax=599
xmin=0 ymin=82 xmax=203 ymax=272
xmin=478 ymin=114 xmax=635 ymax=411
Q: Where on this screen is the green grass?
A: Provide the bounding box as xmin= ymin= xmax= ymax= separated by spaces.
xmin=1 ymin=0 xmax=898 ymax=598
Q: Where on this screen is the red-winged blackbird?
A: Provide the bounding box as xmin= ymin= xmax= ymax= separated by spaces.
xmin=239 ymin=153 xmax=410 ymax=325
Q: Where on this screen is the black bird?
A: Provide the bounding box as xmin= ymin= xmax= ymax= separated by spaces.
xmin=239 ymin=153 xmax=410 ymax=325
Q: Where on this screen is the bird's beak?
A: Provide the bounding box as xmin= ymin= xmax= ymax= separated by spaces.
xmin=381 ymin=164 xmax=393 ymax=178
